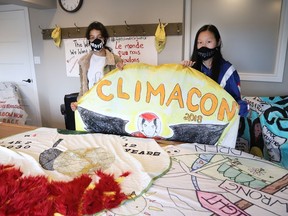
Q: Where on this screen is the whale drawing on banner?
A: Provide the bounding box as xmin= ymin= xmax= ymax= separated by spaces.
xmin=75 ymin=63 xmax=240 ymax=147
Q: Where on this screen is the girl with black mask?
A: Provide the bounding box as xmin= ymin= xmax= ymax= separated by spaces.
xmin=71 ymin=21 xmax=124 ymax=111
xmin=182 ymin=24 xmax=248 ymax=117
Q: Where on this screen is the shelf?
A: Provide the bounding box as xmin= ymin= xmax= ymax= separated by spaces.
xmin=41 ymin=22 xmax=182 ymax=39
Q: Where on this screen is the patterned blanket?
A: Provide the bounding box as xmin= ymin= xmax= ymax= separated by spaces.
xmin=236 ymin=95 xmax=288 ymax=168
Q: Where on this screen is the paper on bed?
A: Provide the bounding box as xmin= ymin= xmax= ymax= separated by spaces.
xmin=0 ymin=127 xmax=170 ymax=196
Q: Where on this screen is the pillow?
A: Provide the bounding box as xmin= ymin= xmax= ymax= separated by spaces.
xmin=75 ymin=63 xmax=239 ymax=147
xmin=0 ymin=82 xmax=28 ymax=125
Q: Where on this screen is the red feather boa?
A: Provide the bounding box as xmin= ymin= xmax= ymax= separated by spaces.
xmin=0 ymin=164 xmax=130 ymax=215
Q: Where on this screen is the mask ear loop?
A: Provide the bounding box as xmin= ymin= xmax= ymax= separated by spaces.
xmin=102 ymin=38 xmax=106 ymax=47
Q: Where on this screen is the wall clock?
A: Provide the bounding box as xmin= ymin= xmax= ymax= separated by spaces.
xmin=58 ymin=0 xmax=83 ymax=13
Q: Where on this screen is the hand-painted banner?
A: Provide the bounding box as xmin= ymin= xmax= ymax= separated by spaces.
xmin=75 ymin=63 xmax=240 ymax=147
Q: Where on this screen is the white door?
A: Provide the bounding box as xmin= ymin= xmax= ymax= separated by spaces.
xmin=0 ymin=5 xmax=41 ymax=126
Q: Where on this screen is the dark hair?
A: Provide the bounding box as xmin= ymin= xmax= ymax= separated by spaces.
xmin=85 ymin=21 xmax=111 ymax=51
xmin=191 ymin=24 xmax=223 ymax=82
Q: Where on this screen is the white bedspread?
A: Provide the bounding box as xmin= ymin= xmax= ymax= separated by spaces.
xmin=0 ymin=128 xmax=287 ymax=215
xmin=0 ymin=127 xmax=170 ymax=195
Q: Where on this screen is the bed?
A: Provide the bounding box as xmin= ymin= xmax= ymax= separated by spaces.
xmin=0 ymin=123 xmax=287 ymax=215
xmin=0 ymin=64 xmax=287 ymax=215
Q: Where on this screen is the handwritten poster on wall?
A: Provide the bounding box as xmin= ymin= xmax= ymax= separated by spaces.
xmin=64 ymin=36 xmax=157 ymax=77
xmin=63 ymin=38 xmax=90 ymax=77
xmin=107 ymin=36 xmax=157 ymax=65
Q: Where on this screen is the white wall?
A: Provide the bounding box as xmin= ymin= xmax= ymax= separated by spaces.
xmin=29 ymin=0 xmax=183 ymax=128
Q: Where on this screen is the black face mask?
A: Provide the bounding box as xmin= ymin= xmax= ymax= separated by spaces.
xmin=90 ymin=38 xmax=104 ymax=52
xmin=197 ymin=47 xmax=217 ymax=61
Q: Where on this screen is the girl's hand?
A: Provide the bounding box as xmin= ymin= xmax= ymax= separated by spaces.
xmin=116 ymin=61 xmax=125 ymax=71
xmin=181 ymin=60 xmax=195 ymax=67
xmin=70 ymin=102 xmax=78 ymax=111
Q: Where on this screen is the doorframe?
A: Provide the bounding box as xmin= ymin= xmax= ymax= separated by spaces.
xmin=0 ymin=5 xmax=42 ymax=126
